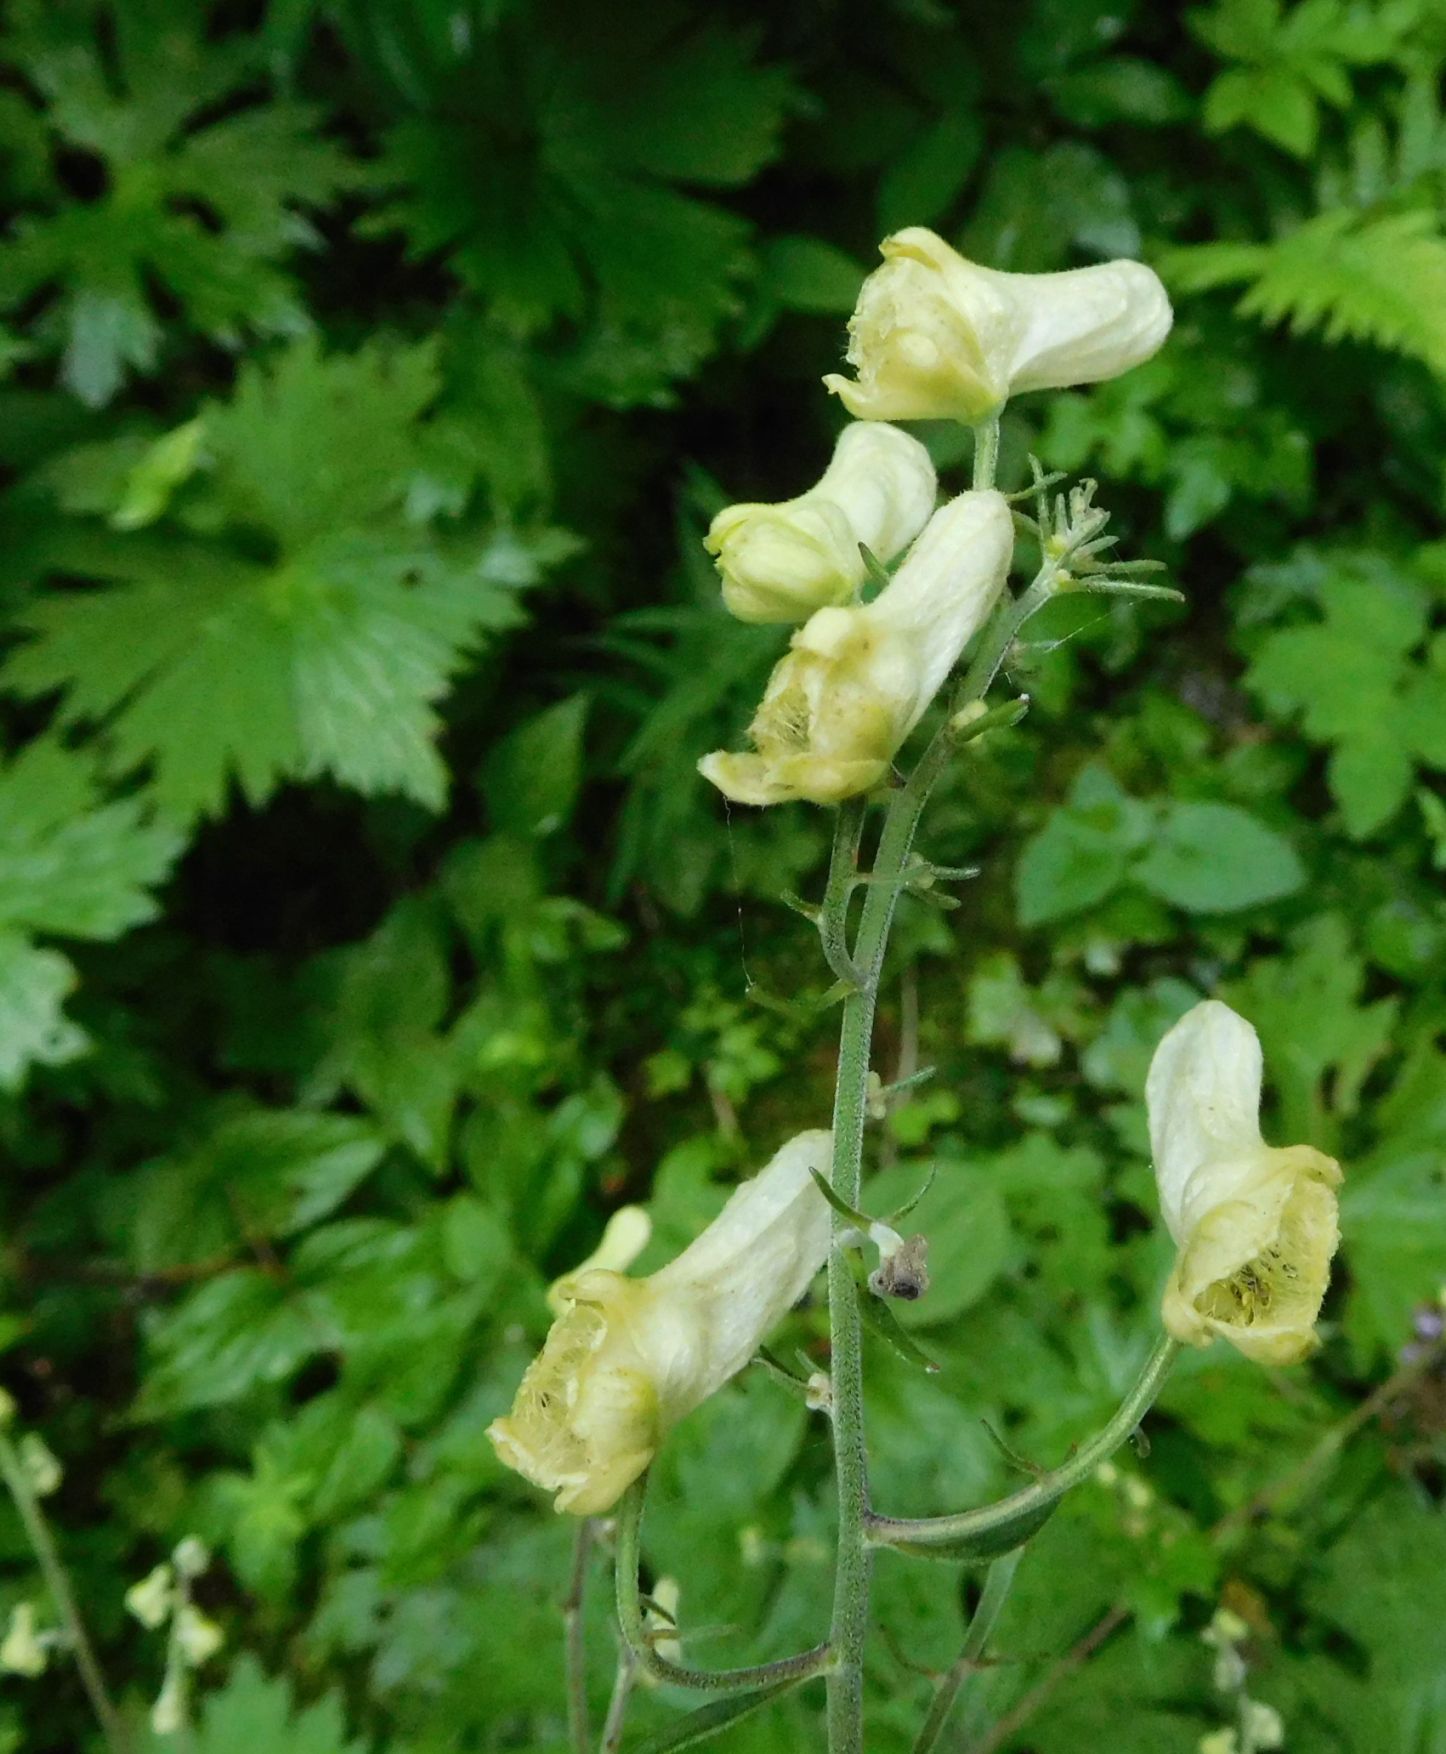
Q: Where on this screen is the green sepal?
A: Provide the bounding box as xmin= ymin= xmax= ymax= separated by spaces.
xmin=867 ymin=1495 xmax=1056 ymax=1564
xmin=628 ymin=1675 xmax=814 ymax=1752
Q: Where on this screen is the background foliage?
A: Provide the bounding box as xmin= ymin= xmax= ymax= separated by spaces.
xmin=0 ymin=0 xmax=1443 ymax=1749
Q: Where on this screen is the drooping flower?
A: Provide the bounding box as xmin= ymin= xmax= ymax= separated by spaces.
xmin=699 ymin=489 xmax=1013 ymax=806
xmin=487 ymin=1131 xmax=833 ymax=1515
xmin=824 ymin=227 xmax=1172 ymax=425
xmin=706 ymin=422 xmax=937 ymax=624
xmin=0 ymin=1604 xmax=47 ymax=1678
xmin=1147 ymin=1000 xmax=1342 ymax=1365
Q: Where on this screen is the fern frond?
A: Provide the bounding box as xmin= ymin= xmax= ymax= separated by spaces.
xmin=1165 ymin=210 xmax=1446 ymax=373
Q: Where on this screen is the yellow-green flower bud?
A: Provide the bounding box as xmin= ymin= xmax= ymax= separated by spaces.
xmin=0 ymin=1604 xmax=47 ymax=1678
xmin=125 ymin=1563 xmax=175 ymax=1630
xmin=706 ymin=423 xmax=937 ymax=624
xmin=1148 ymin=1001 xmax=1341 ymax=1365
xmin=487 ymin=1131 xmax=832 ymax=1515
xmin=824 ymin=227 xmax=1172 ymax=425
xmin=699 ymin=490 xmax=1013 ymax=806
xmin=18 ymin=1433 xmax=61 ymax=1497
xmin=175 ymin=1603 xmax=223 ymax=1667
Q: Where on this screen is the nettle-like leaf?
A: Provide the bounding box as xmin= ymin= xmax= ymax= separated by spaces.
xmin=0 ymin=738 xmax=180 ymax=1088
xmin=1014 ymin=764 xmax=1305 ymax=927
xmin=1243 ymin=548 xmax=1446 ymax=836
xmin=0 ymin=0 xmax=356 ymax=405
xmin=359 ymin=0 xmax=794 ymax=400
xmin=3 ymin=337 xmax=572 ymax=819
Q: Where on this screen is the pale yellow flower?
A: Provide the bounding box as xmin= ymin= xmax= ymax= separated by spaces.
xmin=707 ymin=422 xmax=937 ymax=624
xmin=125 ymin=1562 xmax=175 ymax=1630
xmin=174 ymin=1603 xmax=223 ymax=1667
xmin=824 ymin=227 xmax=1172 ymax=424
xmin=1148 ymin=1000 xmax=1342 ymax=1365
xmin=699 ymin=490 xmax=1013 ymax=806
xmin=488 ymin=1131 xmax=832 ymax=1514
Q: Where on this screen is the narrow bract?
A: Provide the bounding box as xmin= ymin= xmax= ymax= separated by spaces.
xmin=1147 ymin=1000 xmax=1342 ymax=1365
xmin=487 ymin=1131 xmax=833 ymax=1514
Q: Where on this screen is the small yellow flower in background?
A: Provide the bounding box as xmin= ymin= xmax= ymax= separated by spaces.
xmin=151 ymin=1672 xmax=185 ymax=1735
xmin=637 ymin=1575 xmax=683 ymax=1688
xmin=1242 ymin=1701 xmax=1285 ymax=1750
xmin=172 ymin=1535 xmax=210 ymax=1580
xmin=18 ymin=1433 xmax=62 ymax=1497
xmin=1147 ymin=1000 xmax=1342 ymax=1365
xmin=0 ymin=1603 xmax=47 ymax=1677
xmin=1198 ymin=1731 xmax=1239 ymax=1754
xmin=125 ymin=1562 xmax=175 ymax=1630
xmin=174 ymin=1603 xmax=223 ymax=1666
xmin=707 ymin=423 xmax=937 ymax=624
xmin=699 ymin=490 xmax=1014 ymax=806
xmin=488 ymin=1130 xmax=833 ymax=1514
xmin=824 ymin=227 xmax=1172 ymax=425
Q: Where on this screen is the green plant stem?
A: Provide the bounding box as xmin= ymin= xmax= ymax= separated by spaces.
xmin=972 ymin=417 xmax=1000 ymax=491
xmin=819 ymin=563 xmax=1059 ymax=1754
xmin=564 ymin=1518 xmax=593 ymax=1754
xmin=0 ymin=1431 xmax=127 ymax=1754
xmin=613 ymin=1478 xmax=832 ymax=1691
xmin=866 ymin=1338 xmax=1179 ymax=1555
xmin=599 ymin=1654 xmax=636 ymax=1753
xmin=911 ymin=1549 xmax=1022 ymax=1754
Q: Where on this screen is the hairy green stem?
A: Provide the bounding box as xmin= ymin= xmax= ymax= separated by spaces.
xmin=866 ymin=1338 xmax=1179 ymax=1555
xmin=0 ymin=1430 xmax=127 ymax=1754
xmin=912 ymin=1549 xmax=1022 ymax=1754
xmin=972 ymin=417 xmax=1000 ymax=491
xmin=819 ymin=549 xmax=1096 ymax=1749
xmin=613 ymin=1478 xmax=832 ymax=1692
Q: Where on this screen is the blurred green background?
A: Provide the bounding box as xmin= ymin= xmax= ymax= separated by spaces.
xmin=0 ymin=0 xmax=1443 ymax=1749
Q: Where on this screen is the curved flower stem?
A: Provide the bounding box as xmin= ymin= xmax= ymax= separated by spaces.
xmin=819 ymin=800 xmax=867 ymax=987
xmin=564 ymin=1519 xmax=594 ymax=1754
xmin=911 ymin=1549 xmax=1022 ymax=1754
xmin=613 ymin=1478 xmax=833 ymax=1692
xmin=0 ymin=1430 xmax=127 ymax=1754
xmin=866 ymin=1338 xmax=1179 ymax=1557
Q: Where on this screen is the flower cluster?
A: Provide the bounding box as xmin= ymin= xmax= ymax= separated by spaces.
xmin=698 ymin=225 xmax=1172 ymax=809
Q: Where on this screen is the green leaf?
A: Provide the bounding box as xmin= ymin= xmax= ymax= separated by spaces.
xmin=0 ymin=2 xmax=354 ymax=403
xmin=1015 ymin=769 xmax=1147 ymax=926
xmin=483 ymin=694 xmax=589 ymax=837
xmin=130 ymin=1109 xmax=388 ymax=1273
xmin=0 ymin=930 xmax=85 ymax=1090
xmin=139 ymin=1655 xmax=365 ymax=1754
xmin=1136 ymin=801 xmax=1305 ymax=911
xmin=135 ymin=1271 xmax=321 ymax=1418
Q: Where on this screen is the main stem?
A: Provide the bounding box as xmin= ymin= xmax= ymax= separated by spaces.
xmin=0 ymin=1432 xmax=127 ymax=1754
xmin=823 ymin=421 xmax=1045 ymax=1751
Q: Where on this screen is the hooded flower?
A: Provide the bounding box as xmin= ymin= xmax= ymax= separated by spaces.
xmin=707 ymin=422 xmax=937 ymax=624
xmin=1147 ymin=1000 xmax=1342 ymax=1365
xmin=487 ymin=1130 xmax=832 ymax=1514
xmin=824 ymin=227 xmax=1172 ymax=425
xmin=699 ymin=489 xmax=1013 ymax=806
